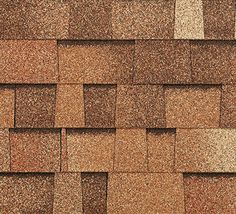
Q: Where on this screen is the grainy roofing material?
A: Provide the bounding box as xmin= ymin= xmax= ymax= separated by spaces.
xmin=1 ymin=0 xmax=236 ymax=213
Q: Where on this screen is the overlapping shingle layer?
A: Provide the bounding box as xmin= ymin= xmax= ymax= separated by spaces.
xmin=1 ymin=0 xmax=236 ymax=213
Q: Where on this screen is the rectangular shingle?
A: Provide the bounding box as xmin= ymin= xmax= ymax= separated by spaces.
xmin=0 ymin=86 xmax=14 ymax=128
xmin=15 ymin=85 xmax=56 ymax=128
xmin=112 ymin=0 xmax=175 ymax=39
xmin=0 ymin=40 xmax=58 ymax=83
xmin=114 ymin=129 xmax=147 ymax=172
xmin=68 ymin=0 xmax=112 ymax=39
xmin=221 ymin=85 xmax=236 ymax=128
xmin=116 ymin=85 xmax=165 ymax=128
xmin=147 ymin=129 xmax=175 ymax=172
xmin=67 ymin=129 xmax=115 ymax=172
xmin=58 ymin=41 xmax=134 ymax=84
xmin=107 ymin=173 xmax=184 ymax=214
xmin=184 ymin=174 xmax=236 ymax=213
xmin=10 ymin=129 xmax=60 ymax=172
xmin=0 ymin=174 xmax=54 ymax=213
xmin=84 ymin=85 xmax=116 ymax=128
xmin=0 ymin=1 xmax=69 ymax=39
xmin=191 ymin=40 xmax=236 ymax=83
xmin=134 ymin=40 xmax=191 ymax=84
xmin=53 ymin=173 xmax=82 ymax=214
xmin=81 ymin=173 xmax=108 ymax=214
xmin=175 ymin=129 xmax=236 ymax=172
xmin=165 ymin=85 xmax=221 ymax=128
xmin=0 ymin=129 xmax=10 ymax=172
xmin=55 ymin=84 xmax=84 ymax=128
xmin=203 ymin=0 xmax=235 ymax=39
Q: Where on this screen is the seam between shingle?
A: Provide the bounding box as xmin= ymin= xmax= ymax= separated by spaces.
xmin=219 ymin=84 xmax=224 ymax=128
xmin=145 ymin=128 xmax=149 ymax=172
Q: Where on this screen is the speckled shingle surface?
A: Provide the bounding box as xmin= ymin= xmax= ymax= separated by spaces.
xmin=1 ymin=0 xmax=236 ymax=213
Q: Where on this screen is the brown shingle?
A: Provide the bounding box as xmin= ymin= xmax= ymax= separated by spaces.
xmin=0 ymin=40 xmax=58 ymax=83
xmin=112 ymin=0 xmax=175 ymax=39
xmin=134 ymin=40 xmax=191 ymax=84
xmin=107 ymin=173 xmax=184 ymax=214
xmin=116 ymin=85 xmax=165 ymax=128
xmin=0 ymin=1 xmax=69 ymax=39
xmin=67 ymin=129 xmax=115 ymax=172
xmin=191 ymin=40 xmax=236 ymax=83
xmin=221 ymin=85 xmax=236 ymax=128
xmin=55 ymin=84 xmax=84 ymax=128
xmin=203 ymin=0 xmax=235 ymax=39
xmin=147 ymin=129 xmax=175 ymax=172
xmin=15 ymin=85 xmax=56 ymax=128
xmin=184 ymin=174 xmax=236 ymax=213
xmin=81 ymin=173 xmax=108 ymax=214
xmin=10 ymin=129 xmax=60 ymax=172
xmin=175 ymin=129 xmax=236 ymax=172
xmin=0 ymin=129 xmax=10 ymax=172
xmin=84 ymin=85 xmax=116 ymax=128
xmin=114 ymin=129 xmax=147 ymax=172
xmin=69 ymin=0 xmax=112 ymax=39
xmin=0 ymin=87 xmax=14 ymax=128
xmin=0 ymin=174 xmax=54 ymax=213
xmin=53 ymin=173 xmax=82 ymax=213
xmin=59 ymin=41 xmax=134 ymax=84
xmin=165 ymin=85 xmax=221 ymax=128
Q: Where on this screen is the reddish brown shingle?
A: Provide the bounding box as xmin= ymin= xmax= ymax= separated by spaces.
xmin=191 ymin=40 xmax=236 ymax=83
xmin=116 ymin=85 xmax=165 ymax=128
xmin=81 ymin=173 xmax=108 ymax=214
xmin=53 ymin=173 xmax=82 ymax=213
xmin=134 ymin=40 xmax=191 ymax=84
xmin=0 ymin=129 xmax=10 ymax=172
xmin=0 ymin=1 xmax=69 ymax=39
xmin=184 ymin=174 xmax=236 ymax=213
xmin=84 ymin=85 xmax=116 ymax=128
xmin=221 ymin=85 xmax=236 ymax=128
xmin=59 ymin=41 xmax=134 ymax=84
xmin=175 ymin=129 xmax=236 ymax=172
xmin=112 ymin=0 xmax=175 ymax=39
xmin=69 ymin=0 xmax=112 ymax=39
xmin=108 ymin=173 xmax=185 ymax=214
xmin=15 ymin=85 xmax=56 ymax=128
xmin=0 ymin=174 xmax=54 ymax=213
xmin=114 ymin=129 xmax=147 ymax=172
xmin=0 ymin=40 xmax=58 ymax=83
xmin=0 ymin=87 xmax=14 ymax=128
xmin=203 ymin=0 xmax=235 ymax=39
xmin=10 ymin=129 xmax=60 ymax=172
xmin=67 ymin=129 xmax=115 ymax=172
xmin=165 ymin=85 xmax=221 ymax=128
xmin=55 ymin=84 xmax=84 ymax=128
xmin=147 ymin=129 xmax=175 ymax=172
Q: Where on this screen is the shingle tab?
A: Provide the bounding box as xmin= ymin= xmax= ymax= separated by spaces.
xmin=116 ymin=85 xmax=165 ymax=128
xmin=55 ymin=84 xmax=84 ymax=128
xmin=108 ymin=173 xmax=185 ymax=214
xmin=191 ymin=40 xmax=236 ymax=83
xmin=165 ymin=85 xmax=221 ymax=128
xmin=0 ymin=40 xmax=58 ymax=83
xmin=59 ymin=41 xmax=134 ymax=84
xmin=114 ymin=129 xmax=147 ymax=172
xmin=134 ymin=40 xmax=191 ymax=84
xmin=112 ymin=0 xmax=175 ymax=39
xmin=15 ymin=85 xmax=56 ymax=128
xmin=184 ymin=174 xmax=236 ymax=213
xmin=0 ymin=129 xmax=10 ymax=172
xmin=147 ymin=129 xmax=175 ymax=172
xmin=0 ymin=174 xmax=54 ymax=213
xmin=10 ymin=129 xmax=60 ymax=172
xmin=67 ymin=129 xmax=115 ymax=172
xmin=176 ymin=129 xmax=236 ymax=172
xmin=84 ymin=85 xmax=117 ymax=128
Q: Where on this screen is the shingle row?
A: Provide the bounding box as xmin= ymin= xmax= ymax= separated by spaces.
xmin=1 ymin=0 xmax=236 ymax=39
